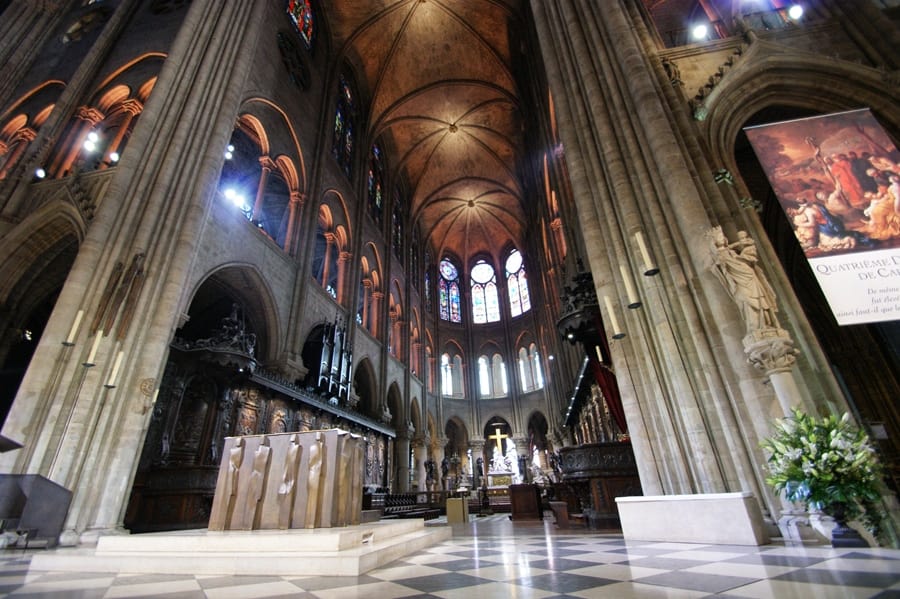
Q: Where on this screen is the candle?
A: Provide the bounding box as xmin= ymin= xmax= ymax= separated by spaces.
xmin=595 ymin=345 xmax=604 ymax=363
xmin=635 ymin=231 xmax=659 ymax=275
xmin=106 ymin=350 xmax=124 ymax=387
xmin=603 ymin=296 xmax=625 ymax=339
xmin=84 ymin=330 xmax=103 ymax=366
xmin=64 ymin=310 xmax=84 ymax=345
xmin=620 ymin=265 xmax=641 ymax=309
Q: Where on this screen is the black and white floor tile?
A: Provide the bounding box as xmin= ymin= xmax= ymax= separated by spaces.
xmin=1 ymin=515 xmax=898 ymax=598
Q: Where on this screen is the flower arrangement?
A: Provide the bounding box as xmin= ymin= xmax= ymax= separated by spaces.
xmin=761 ymin=408 xmax=885 ymax=536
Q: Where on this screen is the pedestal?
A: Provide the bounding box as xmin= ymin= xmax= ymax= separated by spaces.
xmin=509 ymin=484 xmax=542 ymax=521
xmin=446 ymin=497 xmax=469 ymax=524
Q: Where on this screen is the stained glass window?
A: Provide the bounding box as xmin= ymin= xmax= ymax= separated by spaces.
xmin=367 ymin=144 xmax=383 ymax=226
xmin=439 ymin=258 xmax=461 ymax=323
xmin=332 ymin=73 xmax=355 ymax=178
xmin=392 ymin=188 xmax=404 ymax=260
xmin=286 ymin=0 xmax=315 ymax=51
xmin=424 ymin=251 xmax=432 ymax=310
xmin=470 ymin=260 xmax=499 ymax=324
xmin=506 ymin=249 xmax=531 ymax=317
xmin=410 ymin=229 xmax=420 ymax=289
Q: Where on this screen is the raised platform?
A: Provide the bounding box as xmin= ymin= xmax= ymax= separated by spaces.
xmin=29 ymin=519 xmax=451 ymax=577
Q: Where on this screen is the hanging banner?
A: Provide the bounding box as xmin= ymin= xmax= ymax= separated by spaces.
xmin=744 ymin=109 xmax=900 ymax=325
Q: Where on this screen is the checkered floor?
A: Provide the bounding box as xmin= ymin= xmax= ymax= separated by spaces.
xmin=1 ymin=515 xmax=899 ymax=598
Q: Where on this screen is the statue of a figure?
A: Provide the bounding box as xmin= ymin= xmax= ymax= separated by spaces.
xmin=710 ymin=227 xmax=780 ymax=333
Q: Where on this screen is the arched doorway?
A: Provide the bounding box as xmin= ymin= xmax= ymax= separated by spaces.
xmin=125 ymin=268 xmax=270 ymax=532
xmin=443 ymin=417 xmax=470 ymax=489
xmin=0 ymin=230 xmax=79 ymax=426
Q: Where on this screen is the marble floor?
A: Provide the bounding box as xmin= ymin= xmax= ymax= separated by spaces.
xmin=1 ymin=514 xmax=899 ymax=598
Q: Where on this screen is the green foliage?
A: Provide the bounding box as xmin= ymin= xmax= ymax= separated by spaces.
xmin=761 ymin=408 xmax=885 ymax=535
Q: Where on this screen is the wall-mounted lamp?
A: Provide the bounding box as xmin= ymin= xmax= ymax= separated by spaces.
xmin=62 ymin=310 xmax=84 ymax=346
xmin=634 ymin=231 xmax=659 ymax=276
xmin=104 ymin=350 xmax=124 ymax=388
xmin=620 ymin=265 xmax=641 ymax=309
xmin=84 ymin=329 xmax=103 ymax=367
xmin=603 ymin=296 xmax=625 ymax=339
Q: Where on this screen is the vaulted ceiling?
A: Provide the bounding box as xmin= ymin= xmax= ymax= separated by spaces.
xmin=322 ymin=0 xmax=527 ymax=265
xmin=318 ymin=1 xmax=709 ymax=265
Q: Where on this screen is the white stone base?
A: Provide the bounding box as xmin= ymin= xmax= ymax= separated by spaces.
xmin=29 ymin=519 xmax=451 ymax=577
xmin=615 ymin=492 xmax=770 ymax=546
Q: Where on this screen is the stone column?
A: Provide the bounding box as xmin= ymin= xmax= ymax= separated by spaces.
xmin=0 ymin=0 xmax=270 ymax=546
xmin=432 ymin=441 xmax=445 ymax=491
xmin=0 ymin=128 xmax=35 ymax=179
xmin=413 ymin=437 xmax=428 ymax=492
xmin=529 ymin=0 xmax=774 ymax=506
xmin=98 ymin=99 xmax=142 ymax=168
xmin=284 ymin=191 xmax=304 ymax=255
xmin=469 ymin=439 xmax=485 ymax=488
xmin=0 ymin=1 xmax=69 ymax=113
xmin=250 ymin=155 xmax=275 ymax=223
xmin=394 ymin=429 xmax=411 ymax=493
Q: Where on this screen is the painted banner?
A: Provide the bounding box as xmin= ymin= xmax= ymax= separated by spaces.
xmin=744 ymin=109 xmax=900 ymax=325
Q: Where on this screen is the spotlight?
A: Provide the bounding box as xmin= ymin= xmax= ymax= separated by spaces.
xmin=692 ymin=24 xmax=708 ymax=40
xmin=108 ymin=152 xmax=120 ymax=163
xmin=82 ymin=138 xmax=97 ymax=152
xmin=34 ymin=167 xmax=46 ymax=179
xmin=788 ymin=4 xmax=803 ymax=20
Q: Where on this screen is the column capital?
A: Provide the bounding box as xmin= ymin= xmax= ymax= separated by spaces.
xmin=75 ymin=106 xmax=105 ymax=124
xmin=258 ymin=155 xmax=277 ymax=171
xmin=118 ymin=98 xmax=144 ymax=116
xmin=743 ymin=328 xmax=799 ymax=374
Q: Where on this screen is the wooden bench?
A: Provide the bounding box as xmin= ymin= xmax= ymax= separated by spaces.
xmin=380 ymin=493 xmax=441 ymax=520
xmin=549 ymin=501 xmax=585 ymax=529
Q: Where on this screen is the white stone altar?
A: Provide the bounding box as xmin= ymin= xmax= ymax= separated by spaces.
xmin=615 ymin=492 xmax=770 ymax=546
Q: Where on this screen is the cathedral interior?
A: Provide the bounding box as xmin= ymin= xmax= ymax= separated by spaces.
xmin=0 ymin=0 xmax=898 ymax=550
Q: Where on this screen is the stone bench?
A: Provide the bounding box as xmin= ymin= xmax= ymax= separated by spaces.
xmin=615 ymin=492 xmax=770 ymax=546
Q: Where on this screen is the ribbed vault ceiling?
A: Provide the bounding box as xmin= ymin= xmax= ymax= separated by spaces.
xmin=323 ymin=0 xmax=526 ymax=263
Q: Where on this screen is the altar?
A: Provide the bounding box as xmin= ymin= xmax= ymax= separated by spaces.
xmin=487 ymin=472 xmax=513 ymax=488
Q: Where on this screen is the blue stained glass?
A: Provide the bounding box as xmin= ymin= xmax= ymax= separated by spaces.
xmin=506 ymin=249 xmax=530 ymax=317
xmin=449 ymin=282 xmax=461 ymax=323
xmin=439 ymin=279 xmax=449 ymax=320
xmin=332 ymin=74 xmax=355 ymax=177
xmin=472 ymin=286 xmax=486 ymax=323
xmin=368 ymin=144 xmax=384 ymax=226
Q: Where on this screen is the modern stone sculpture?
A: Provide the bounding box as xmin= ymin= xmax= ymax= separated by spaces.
xmin=208 ymin=429 xmax=364 ymax=531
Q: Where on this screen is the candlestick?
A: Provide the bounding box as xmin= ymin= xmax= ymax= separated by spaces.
xmin=620 ymin=265 xmax=641 ymax=309
xmin=634 ymin=231 xmax=659 ymax=276
xmin=84 ymin=330 xmax=103 ymax=367
xmin=105 ymin=350 xmax=124 ymax=388
xmin=603 ymin=295 xmax=625 ymax=339
xmin=63 ymin=310 xmax=84 ymax=346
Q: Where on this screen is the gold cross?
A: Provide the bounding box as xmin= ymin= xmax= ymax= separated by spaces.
xmin=487 ymin=427 xmax=508 ymax=453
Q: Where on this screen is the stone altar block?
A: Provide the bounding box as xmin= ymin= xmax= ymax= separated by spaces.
xmin=208 ymin=429 xmax=364 ymax=531
xmin=615 ymin=492 xmax=770 ymax=546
